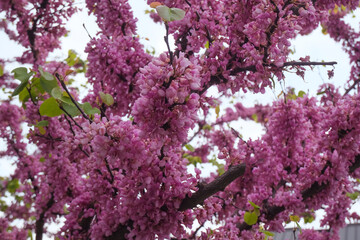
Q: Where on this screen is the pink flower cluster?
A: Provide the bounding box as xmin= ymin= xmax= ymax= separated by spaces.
xmin=132 ymin=53 xmax=201 ymax=143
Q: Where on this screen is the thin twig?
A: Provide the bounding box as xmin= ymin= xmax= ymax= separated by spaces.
xmin=164 ymin=22 xmax=174 ymax=65
xmin=59 ymin=105 xmax=83 ymax=130
xmin=230 ymin=61 xmax=337 ymax=75
xmin=82 ymin=23 xmax=93 ymax=40
xmin=55 ymin=73 xmax=92 ymax=123
xmin=104 ymin=158 xmax=114 ymax=183
xmin=79 ymin=146 xmax=90 ymax=157
xmin=34 ymin=134 xmax=64 ymax=142
xmin=26 ymin=87 xmax=37 ymax=105
xmin=344 ymin=78 xmax=360 ymax=96
xmin=63 ymin=114 xmax=76 ymax=136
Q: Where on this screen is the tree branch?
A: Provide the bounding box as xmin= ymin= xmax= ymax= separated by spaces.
xmin=179 ymin=163 xmax=246 ymax=211
xmin=35 ymin=193 xmax=54 ymax=240
xmin=230 ymin=61 xmax=337 ymax=75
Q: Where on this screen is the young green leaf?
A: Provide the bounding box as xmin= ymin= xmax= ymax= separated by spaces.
xmin=204 ymin=41 xmax=210 ymax=49
xmin=35 ymin=120 xmax=49 ymax=127
xmin=346 ymin=191 xmax=359 ymax=200
xmin=11 ymin=67 xmax=34 ymax=96
xmin=244 ymin=211 xmax=258 ymax=225
xmin=12 ymin=67 xmax=33 ymax=82
xmin=99 ymin=92 xmax=114 ymax=106
xmin=40 ymin=76 xmax=58 ymax=94
xmin=156 ymin=5 xmax=185 ymax=21
xmin=39 ymin=97 xmax=64 ymax=117
xmin=185 ymin=144 xmax=195 ymax=152
xmin=249 ymin=201 xmax=260 ymax=209
xmin=12 ymin=80 xmax=29 ymax=97
xmin=169 ymin=8 xmax=186 ymax=21
xmin=303 ymin=212 xmax=315 ymax=224
xmin=251 ymin=114 xmax=258 ymax=122
xmin=290 ymin=215 xmax=300 ymax=222
xmin=81 ymin=102 xmax=101 ymax=115
xmin=38 ymin=66 xmax=54 ymax=81
xmin=62 ymin=102 xmax=81 ymax=117
xmin=202 ymin=124 xmax=212 ymax=130
xmin=215 ymin=105 xmax=220 ymax=118
xmin=259 ymin=229 xmax=275 ymax=237
xmin=298 ymin=90 xmax=306 ymax=98
xmin=51 ymin=87 xmax=63 ymax=99
xmin=7 ymin=179 xmax=20 ymax=194
xmin=18 ymin=87 xmax=30 ymax=103
xmin=38 ymin=126 xmax=46 ymax=135
xmin=156 ymin=5 xmax=171 ymax=21
xmin=66 ymin=50 xmax=78 ymax=66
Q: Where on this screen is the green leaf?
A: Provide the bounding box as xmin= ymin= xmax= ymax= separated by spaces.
xmin=40 ymin=76 xmax=58 ymax=95
xmin=251 ymin=113 xmax=258 ymax=123
xmin=81 ymin=102 xmax=100 ymax=116
xmin=63 ymin=205 xmax=69 ymax=215
xmin=0 ymin=199 xmax=8 ymax=211
xmin=99 ymin=92 xmax=114 ymax=106
xmin=36 ymin=120 xmax=49 ymax=127
xmin=11 ymin=67 xmax=33 ymax=97
xmin=185 ymin=144 xmax=195 ymax=152
xmin=184 ymin=155 xmax=202 ymax=166
xmin=169 ymin=8 xmax=186 ymax=21
xmin=0 ymin=64 xmax=3 ymax=77
xmin=39 ymin=157 xmax=46 ymax=163
xmin=156 ymin=5 xmax=171 ymax=21
xmin=38 ymin=126 xmax=46 ymax=135
xmin=7 ymin=179 xmax=19 ymax=194
xmin=156 ymin=5 xmax=185 ymax=21
xmin=259 ymin=229 xmax=275 ymax=237
xmin=18 ymin=87 xmax=30 ymax=103
xmin=202 ymin=124 xmax=212 ymax=130
xmin=15 ymin=195 xmax=23 ymax=202
xmin=209 ymin=157 xmax=225 ymax=175
xmin=39 ymin=97 xmax=64 ymax=117
xmin=28 ymin=229 xmax=34 ymax=240
xmin=59 ymin=95 xmax=74 ymax=105
xmin=298 ymin=90 xmax=306 ymax=98
xmin=303 ymin=212 xmax=314 ymax=224
xmin=244 ymin=211 xmax=258 ymax=225
xmin=205 ymin=41 xmax=210 ymax=49
xmin=215 ymin=105 xmax=220 ymax=118
xmin=51 ymin=87 xmax=63 ymax=99
xmin=254 ymin=208 xmax=260 ymax=216
xmin=38 ymin=66 xmax=54 ymax=81
xmin=65 ymin=50 xmax=78 ymax=67
xmin=249 ymin=201 xmax=260 ymax=209
xmin=31 ymin=77 xmax=45 ymax=94
xmin=290 ymin=215 xmax=300 ymax=222
xmin=346 ymin=192 xmax=360 ymax=200
xmin=12 ymin=67 xmax=33 ymax=82
xmin=12 ymin=80 xmax=29 ymax=97
xmin=62 ymin=102 xmax=81 ymax=117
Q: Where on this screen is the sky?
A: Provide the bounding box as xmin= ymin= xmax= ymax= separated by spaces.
xmin=1 ymin=1 xmax=360 ymax=238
